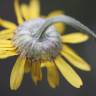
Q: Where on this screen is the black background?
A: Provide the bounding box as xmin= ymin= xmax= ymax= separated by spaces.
xmin=0 ymin=0 xmax=96 ymax=96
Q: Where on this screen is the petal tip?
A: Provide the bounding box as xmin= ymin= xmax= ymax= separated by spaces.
xmin=82 ymin=33 xmax=89 ymax=41
xmin=75 ymin=81 xmax=83 ymax=88
xmin=85 ymin=65 xmax=91 ymax=71
xmin=82 ymin=63 xmax=91 ymax=71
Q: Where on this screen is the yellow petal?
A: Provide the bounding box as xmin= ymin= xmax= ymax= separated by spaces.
xmin=10 ymin=55 xmax=26 ymax=90
xmin=48 ymin=10 xmax=64 ymax=17
xmin=0 ymin=47 xmax=16 ymax=51
xmin=14 ymin=0 xmax=24 ymax=25
xmin=29 ymin=0 xmax=40 ymax=18
xmin=60 ymin=45 xmax=91 ymax=71
xmin=31 ymin=63 xmax=42 ymax=84
xmin=0 ymin=40 xmax=14 ymax=48
xmin=41 ymin=60 xmax=48 ymax=68
xmin=20 ymin=4 xmax=30 ymax=20
xmin=0 ymin=29 xmax=14 ymax=39
xmin=24 ymin=59 xmax=31 ymax=73
xmin=54 ymin=56 xmax=83 ymax=88
xmin=45 ymin=61 xmax=59 ymax=88
xmin=48 ymin=10 xmax=65 ymax=34
xmin=61 ymin=33 xmax=89 ymax=44
xmin=0 ymin=51 xmax=17 ymax=59
xmin=41 ymin=62 xmax=45 ymax=68
xmin=0 ymin=19 xmax=17 ymax=29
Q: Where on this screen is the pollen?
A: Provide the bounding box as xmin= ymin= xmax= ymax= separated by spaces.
xmin=13 ymin=18 xmax=62 ymax=61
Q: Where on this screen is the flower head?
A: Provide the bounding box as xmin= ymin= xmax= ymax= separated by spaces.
xmin=0 ymin=0 xmax=95 ymax=90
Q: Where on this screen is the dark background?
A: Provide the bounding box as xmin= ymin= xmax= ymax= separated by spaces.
xmin=0 ymin=0 xmax=96 ymax=96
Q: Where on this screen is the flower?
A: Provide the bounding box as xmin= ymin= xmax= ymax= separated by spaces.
xmin=0 ymin=0 xmax=91 ymax=90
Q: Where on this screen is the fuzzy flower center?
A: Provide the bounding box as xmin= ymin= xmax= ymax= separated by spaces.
xmin=13 ymin=18 xmax=62 ymax=61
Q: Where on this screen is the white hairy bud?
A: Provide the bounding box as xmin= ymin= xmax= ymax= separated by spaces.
xmin=13 ymin=15 xmax=95 ymax=62
xmin=13 ymin=18 xmax=62 ymax=61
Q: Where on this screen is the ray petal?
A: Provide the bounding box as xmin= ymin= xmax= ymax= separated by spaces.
xmin=0 ymin=19 xmax=17 ymax=29
xmin=61 ymin=33 xmax=89 ymax=44
xmin=24 ymin=58 xmax=31 ymax=73
xmin=10 ymin=54 xmax=26 ymax=90
xmin=0 ymin=51 xmax=17 ymax=59
xmin=14 ymin=0 xmax=24 ymax=25
xmin=31 ymin=62 xmax=42 ymax=84
xmin=20 ymin=4 xmax=30 ymax=20
xmin=29 ymin=0 xmax=40 ymax=18
xmin=60 ymin=44 xmax=91 ymax=71
xmin=54 ymin=56 xmax=83 ymax=88
xmin=0 ymin=47 xmax=16 ymax=51
xmin=46 ymin=61 xmax=59 ymax=88
xmin=0 ymin=40 xmax=14 ymax=48
xmin=48 ymin=10 xmax=65 ymax=34
xmin=0 ymin=29 xmax=14 ymax=39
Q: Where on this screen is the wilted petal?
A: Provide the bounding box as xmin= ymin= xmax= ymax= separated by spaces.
xmin=45 ymin=61 xmax=59 ymax=88
xmin=24 ymin=59 xmax=31 ymax=73
xmin=31 ymin=62 xmax=42 ymax=84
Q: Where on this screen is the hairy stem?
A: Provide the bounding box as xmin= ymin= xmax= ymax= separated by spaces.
xmin=37 ymin=15 xmax=96 ymax=39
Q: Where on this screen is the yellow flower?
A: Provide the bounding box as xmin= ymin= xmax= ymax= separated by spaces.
xmin=0 ymin=0 xmax=91 ymax=90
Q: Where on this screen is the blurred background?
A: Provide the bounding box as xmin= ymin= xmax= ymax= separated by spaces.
xmin=0 ymin=0 xmax=96 ymax=96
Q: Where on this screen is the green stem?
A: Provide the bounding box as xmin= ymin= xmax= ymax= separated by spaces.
xmin=37 ymin=15 xmax=96 ymax=39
